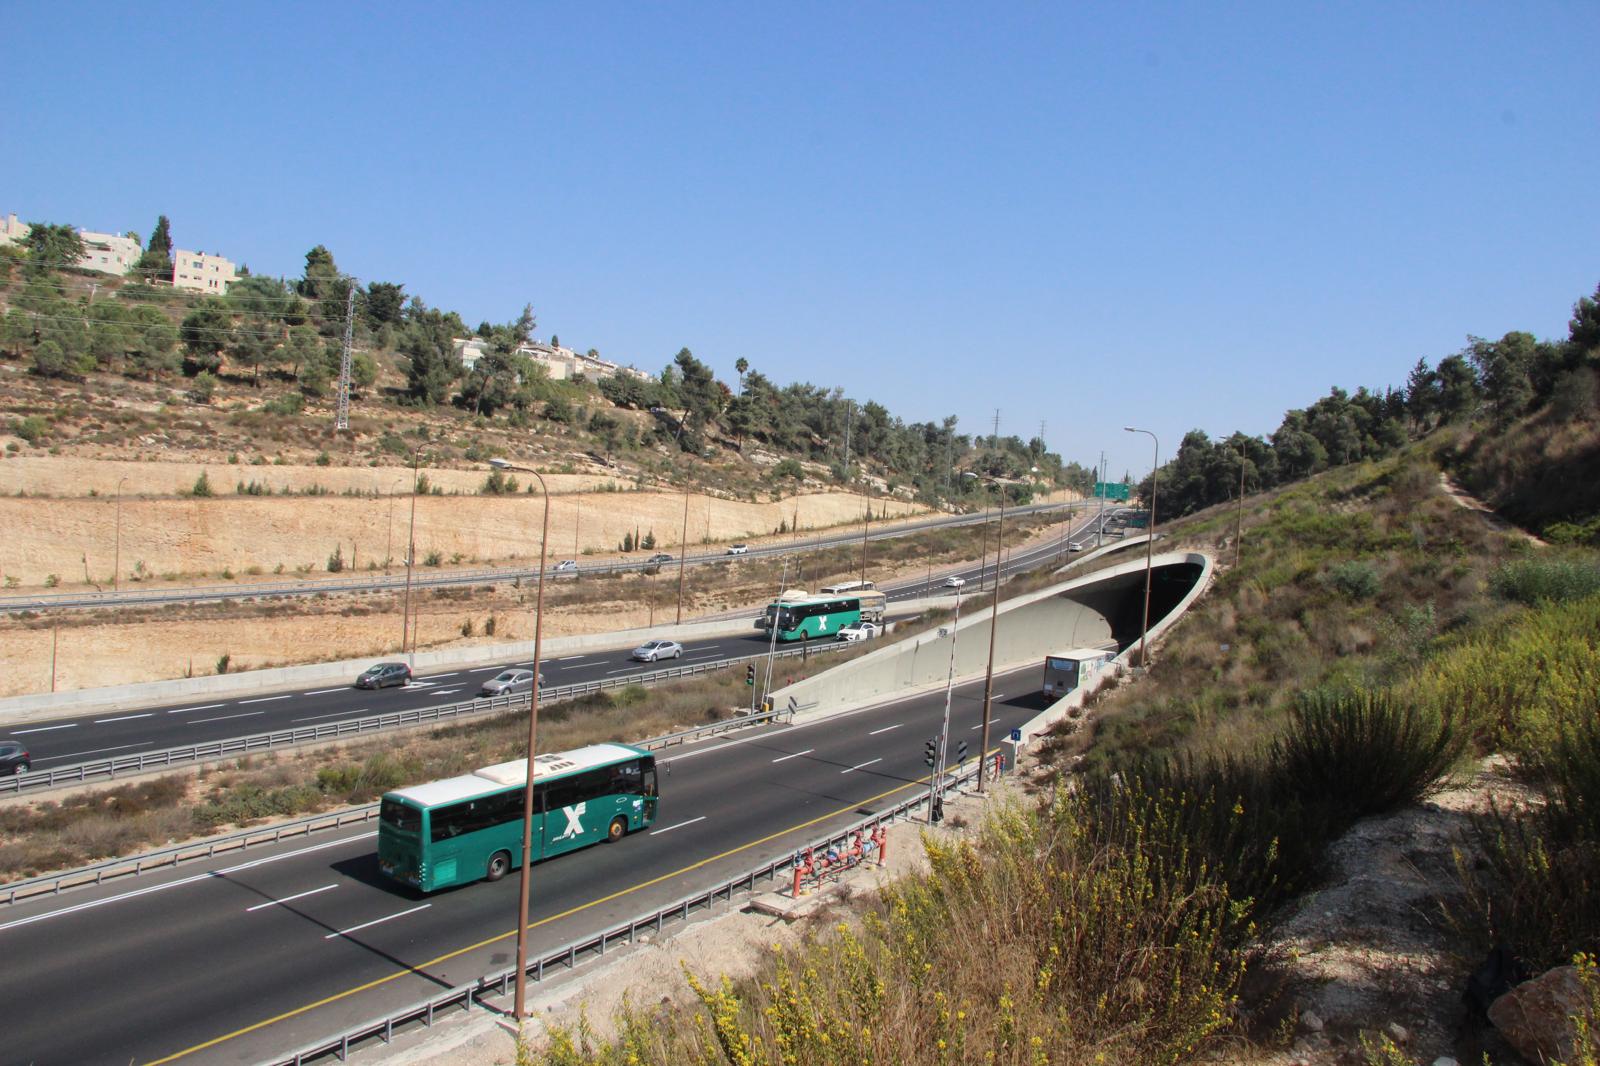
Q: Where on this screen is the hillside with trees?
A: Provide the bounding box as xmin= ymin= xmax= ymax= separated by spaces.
xmin=0 ymin=215 xmax=1089 ymax=509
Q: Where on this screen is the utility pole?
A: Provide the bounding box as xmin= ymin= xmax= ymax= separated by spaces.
xmin=991 ymin=409 xmax=1000 ymax=449
xmin=932 ymin=588 xmax=963 ymax=820
xmin=842 ymin=400 xmax=854 ymax=474
xmin=335 ymin=283 xmax=356 ymax=432
xmin=675 ymin=492 xmax=690 ymax=624
xmin=1097 ymin=451 xmax=1107 ymax=548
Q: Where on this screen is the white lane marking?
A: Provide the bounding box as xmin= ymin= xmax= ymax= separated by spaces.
xmin=324 ymin=903 xmax=432 ymax=940
xmin=430 ymin=688 xmax=463 ymax=696
xmin=556 ymin=655 xmax=587 ymax=662
xmin=13 ymin=723 xmax=79 ymax=735
xmin=971 ymin=722 xmax=985 ymax=729
xmin=292 ymin=709 xmax=368 ymax=723
xmin=841 ymin=758 xmax=883 ymax=775
xmin=991 ymin=693 xmax=1007 ymax=703
xmin=0 ymin=833 xmax=375 ymax=933
xmin=416 ymin=672 xmax=458 ymax=681
xmin=605 ymin=665 xmax=648 ymax=675
xmin=189 ymin=711 xmax=265 ymax=725
xmin=246 ymin=883 xmax=338 ymax=912
xmin=166 ymin=703 xmax=225 ymax=714
xmin=867 ymin=723 xmax=902 ymax=736
xmin=239 ymin=695 xmax=292 ymax=705
xmin=303 ymin=687 xmax=350 ymax=696
xmin=470 ymin=667 xmax=501 ymax=674
xmin=38 ymin=743 xmax=145 ymax=763
xmin=648 ymin=815 xmax=707 ymax=836
xmin=771 ymin=749 xmax=814 ymax=763
xmin=93 ymin=713 xmax=152 ymax=724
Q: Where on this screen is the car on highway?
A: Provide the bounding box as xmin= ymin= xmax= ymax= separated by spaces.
xmin=552 ymin=559 xmax=578 ymax=573
xmin=479 ymin=668 xmax=542 ymax=696
xmin=942 ymin=575 xmax=967 ymax=589
xmin=837 ymin=621 xmax=880 ymax=642
xmin=355 ymin=662 xmax=412 ymax=689
xmin=726 ymin=544 xmax=749 ymax=555
xmin=0 ymin=739 xmax=31 ymax=775
xmin=631 ymin=639 xmax=684 ymax=662
xmin=1068 ymin=541 xmax=1087 ymax=552
xmin=647 ymin=553 xmax=674 ymax=564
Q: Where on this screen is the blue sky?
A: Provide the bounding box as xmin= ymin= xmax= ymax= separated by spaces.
xmin=6 ymin=3 xmax=1597 ymax=479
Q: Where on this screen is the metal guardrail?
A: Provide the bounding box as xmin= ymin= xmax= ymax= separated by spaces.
xmin=1 ymin=642 xmax=850 ymax=798
xmin=260 ymin=758 xmax=985 ymax=1066
xmin=0 ymin=705 xmax=799 ymax=907
xmin=0 ymin=503 xmax=1070 ymax=615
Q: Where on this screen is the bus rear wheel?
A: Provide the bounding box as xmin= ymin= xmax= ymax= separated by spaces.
xmin=607 ymin=816 xmax=628 ymax=842
xmin=486 ymin=850 xmax=512 ymax=882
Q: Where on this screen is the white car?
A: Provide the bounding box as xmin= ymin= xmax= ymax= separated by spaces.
xmin=1068 ymin=541 xmax=1087 ymax=553
xmin=631 ymin=639 xmax=684 ymax=662
xmin=837 ymin=621 xmax=880 ymax=642
xmin=942 ymin=575 xmax=967 ymax=589
xmin=552 ymin=559 xmax=578 ymax=573
xmin=726 ymin=544 xmax=749 ymax=555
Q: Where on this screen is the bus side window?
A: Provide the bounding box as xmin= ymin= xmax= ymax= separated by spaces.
xmin=610 ymin=760 xmax=643 ymax=794
xmin=642 ymin=765 xmax=658 ymax=797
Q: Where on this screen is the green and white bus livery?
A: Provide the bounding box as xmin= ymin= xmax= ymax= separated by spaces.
xmin=377 ymin=742 xmax=658 ymax=892
xmin=761 ymin=594 xmax=863 ymax=641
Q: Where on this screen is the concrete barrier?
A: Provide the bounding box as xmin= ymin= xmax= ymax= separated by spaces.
xmin=0 ymin=602 xmax=934 ymax=726
xmin=773 ymin=551 xmax=1213 ymax=739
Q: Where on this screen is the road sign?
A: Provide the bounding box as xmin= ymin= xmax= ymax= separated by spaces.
xmin=1094 ymin=481 xmax=1130 ymax=500
xmin=1009 ymin=728 xmax=1022 ymax=742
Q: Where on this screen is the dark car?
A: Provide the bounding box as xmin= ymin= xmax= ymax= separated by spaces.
xmin=355 ymin=662 xmax=412 ymax=689
xmin=0 ymin=739 xmax=31 ymax=775
xmin=647 ymin=553 xmax=673 ymax=564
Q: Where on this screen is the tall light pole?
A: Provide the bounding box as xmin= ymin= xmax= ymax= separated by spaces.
xmin=488 ymin=457 xmax=551 ymax=1025
xmin=400 ymin=447 xmax=424 ymax=659
xmin=932 ymin=584 xmax=964 ymax=819
xmin=1124 ymin=427 xmax=1159 ymax=670
xmin=675 ymin=492 xmax=690 ymax=624
xmin=963 ymin=473 xmax=1006 ymax=795
xmin=384 ymin=477 xmax=403 ymax=574
xmin=858 ymin=477 xmax=871 ymax=586
xmin=113 ymin=476 xmax=130 ymax=593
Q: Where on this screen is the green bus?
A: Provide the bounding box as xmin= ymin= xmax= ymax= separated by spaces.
xmin=761 ymin=594 xmax=862 ymax=641
xmin=377 ymin=742 xmax=658 ymax=892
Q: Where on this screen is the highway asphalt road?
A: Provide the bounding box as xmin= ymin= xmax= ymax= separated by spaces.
xmin=4 ymin=508 xmax=1117 ymax=770
xmin=0 ymin=662 xmax=1058 ymax=1065
xmin=0 ymin=500 xmax=1075 ymax=614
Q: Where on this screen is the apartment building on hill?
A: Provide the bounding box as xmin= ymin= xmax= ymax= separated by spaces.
xmin=173 ymin=248 xmax=237 ymax=293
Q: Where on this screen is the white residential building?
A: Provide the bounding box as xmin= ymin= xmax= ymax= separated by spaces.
xmin=453 ymin=337 xmax=492 ymax=371
xmin=76 ymin=229 xmax=142 ymax=276
xmin=0 ymin=213 xmax=27 ymax=246
xmin=173 ymin=248 xmax=237 ymax=293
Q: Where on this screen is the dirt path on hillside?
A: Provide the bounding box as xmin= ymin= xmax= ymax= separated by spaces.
xmin=1437 ymin=473 xmax=1545 ymax=547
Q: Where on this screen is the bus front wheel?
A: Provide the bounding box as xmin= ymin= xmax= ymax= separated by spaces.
xmin=486 ymin=850 xmax=513 ymax=881
xmin=607 ymin=816 xmax=628 ymax=842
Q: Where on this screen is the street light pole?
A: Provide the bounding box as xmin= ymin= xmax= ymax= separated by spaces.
xmin=977 ymin=483 xmax=1005 ymax=794
xmin=113 ymin=476 xmax=130 ymax=593
xmin=675 ymin=492 xmax=689 ymax=625
xmin=859 ymin=479 xmax=870 ymax=586
xmin=933 ymin=586 xmax=963 ymax=820
xmin=1124 ymin=427 xmax=1159 ymax=670
xmin=384 ymin=477 xmax=402 ymax=574
xmin=401 ymin=447 xmax=423 ymax=659
xmin=489 ymin=458 xmax=551 ymax=1026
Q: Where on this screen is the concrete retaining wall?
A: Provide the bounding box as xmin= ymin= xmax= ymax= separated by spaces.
xmin=776 ymin=551 xmax=1213 ymax=733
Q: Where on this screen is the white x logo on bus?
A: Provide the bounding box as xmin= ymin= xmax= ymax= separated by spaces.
xmin=555 ymin=802 xmax=587 ymax=841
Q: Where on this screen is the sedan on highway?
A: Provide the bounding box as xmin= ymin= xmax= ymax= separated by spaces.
xmin=726 ymin=544 xmax=749 ymax=555
xmin=0 ymin=739 xmax=30 ymax=775
xmin=837 ymin=621 xmax=880 ymax=642
xmin=552 ymin=559 xmax=578 ymax=573
xmin=631 ymin=639 xmax=684 ymax=662
xmin=354 ymin=662 xmax=412 ymax=689
xmin=942 ymin=575 xmax=967 ymax=589
xmin=479 ymin=668 xmax=542 ymax=696
xmin=1068 ymin=541 xmax=1087 ymax=552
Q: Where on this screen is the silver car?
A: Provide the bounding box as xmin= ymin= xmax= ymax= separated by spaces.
xmin=631 ymin=639 xmax=684 ymax=662
xmin=479 ymin=668 xmax=541 ymax=696
xmin=552 ymin=559 xmax=578 ymax=573
xmin=837 ymin=621 xmax=880 ymax=642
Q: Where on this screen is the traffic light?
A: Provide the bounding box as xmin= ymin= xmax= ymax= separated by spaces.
xmin=745 ymin=663 xmax=756 ymax=686
xmin=924 ymin=737 xmax=937 ymax=767
xmin=957 ymin=740 xmax=968 ymax=764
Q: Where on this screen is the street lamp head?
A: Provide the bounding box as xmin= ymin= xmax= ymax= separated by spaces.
xmin=488 ymin=457 xmax=511 ymax=470
xmin=1123 ymin=426 xmax=1139 ymax=433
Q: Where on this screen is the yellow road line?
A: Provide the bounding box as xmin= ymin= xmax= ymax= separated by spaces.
xmin=145 ymin=772 xmax=943 ymax=1065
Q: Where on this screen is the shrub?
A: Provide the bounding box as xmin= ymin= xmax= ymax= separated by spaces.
xmin=43 ymin=573 xmax=60 ymax=588
xmin=461 ymin=617 xmax=475 ymax=637
xmin=481 ymin=469 xmax=518 ymax=495
xmin=326 ymin=545 xmax=345 ymax=573
xmin=315 ymin=450 xmax=332 ymax=467
xmin=215 ymin=653 xmax=231 ymax=674
xmin=262 ymin=393 xmax=304 ymax=416
xmin=188 ymin=371 xmax=217 ymax=405
xmin=191 ymin=471 xmax=214 ymax=497
xmin=424 ymin=549 xmax=443 ymax=567
xmin=1491 ymin=557 xmax=1600 ymax=605
xmin=12 ymin=415 xmax=48 ymax=444
xmin=484 ymin=615 xmax=497 ymax=636
xmin=1325 ymin=559 xmax=1380 ymax=600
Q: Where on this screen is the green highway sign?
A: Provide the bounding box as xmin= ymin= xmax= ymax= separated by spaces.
xmin=1094 ymin=482 xmax=1130 ymax=500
